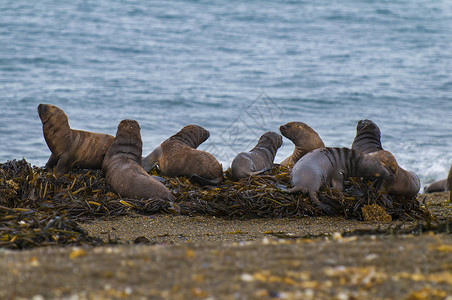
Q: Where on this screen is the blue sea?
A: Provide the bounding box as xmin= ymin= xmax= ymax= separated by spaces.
xmin=0 ymin=0 xmax=451 ymax=188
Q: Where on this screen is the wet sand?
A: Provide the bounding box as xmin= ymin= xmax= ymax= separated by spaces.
xmin=1 ymin=192 xmax=451 ymax=299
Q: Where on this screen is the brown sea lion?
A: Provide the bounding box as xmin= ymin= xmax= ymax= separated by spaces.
xmin=38 ymin=103 xmax=114 ymax=174
xmin=351 ymin=119 xmax=421 ymax=198
xmin=142 ymin=125 xmax=223 ymax=185
xmin=424 ymin=164 xmax=452 ymax=193
xmin=279 ymin=121 xmax=325 ymax=167
xmin=230 ymin=131 xmax=283 ymax=181
xmin=289 ymin=147 xmax=394 ymax=213
xmin=102 ymin=119 xmax=174 ymax=201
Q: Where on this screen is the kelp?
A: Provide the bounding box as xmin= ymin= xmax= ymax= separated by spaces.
xmin=0 ymin=159 xmax=125 ymax=249
xmin=0 ymin=206 xmax=102 ymax=249
xmin=0 ymin=159 xmax=431 ymax=249
xmin=167 ymin=166 xmax=430 ymax=220
xmin=1 ymin=159 xmax=127 ymax=219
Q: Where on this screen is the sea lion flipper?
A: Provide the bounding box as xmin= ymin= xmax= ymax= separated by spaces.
xmin=189 ymin=174 xmax=223 ymax=186
xmin=45 ymin=153 xmax=58 ymax=169
xmin=309 ymin=190 xmax=333 ymax=215
xmin=288 ymin=186 xmax=302 ymax=193
xmin=142 ymin=145 xmax=163 ymax=172
xmin=331 ymin=172 xmax=344 ymax=191
xmin=248 ymin=168 xmax=271 ymax=176
xmin=55 ymin=153 xmax=73 ymax=174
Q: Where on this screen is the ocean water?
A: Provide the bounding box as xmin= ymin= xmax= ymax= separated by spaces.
xmin=0 ymin=0 xmax=451 ymax=188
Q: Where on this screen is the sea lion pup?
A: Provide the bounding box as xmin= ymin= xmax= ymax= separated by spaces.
xmin=142 ymin=125 xmax=223 ymax=185
xmin=38 ymin=103 xmax=114 ymax=174
xmin=289 ymin=147 xmax=394 ymax=213
xmin=424 ymin=164 xmax=452 ymax=193
xmin=230 ymin=131 xmax=283 ymax=181
xmin=279 ymin=121 xmax=325 ymax=167
xmin=102 ymin=119 xmax=174 ymax=201
xmin=351 ymin=119 xmax=421 ymax=198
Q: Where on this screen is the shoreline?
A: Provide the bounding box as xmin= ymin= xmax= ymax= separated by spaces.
xmin=1 ymin=192 xmax=451 ymax=299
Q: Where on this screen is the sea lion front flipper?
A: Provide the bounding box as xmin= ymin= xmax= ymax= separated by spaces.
xmin=331 ymin=172 xmax=344 ymax=191
xmin=142 ymin=145 xmax=162 ymax=172
xmin=45 ymin=153 xmax=58 ymax=170
xmin=55 ymin=153 xmax=73 ymax=174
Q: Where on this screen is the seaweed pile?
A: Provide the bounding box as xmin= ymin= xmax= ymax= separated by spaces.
xmin=0 ymin=159 xmax=119 ymax=249
xmin=0 ymin=159 xmax=430 ymax=249
xmin=167 ymin=166 xmax=429 ymax=220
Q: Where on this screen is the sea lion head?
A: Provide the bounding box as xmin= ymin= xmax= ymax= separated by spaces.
xmin=256 ymin=131 xmax=283 ymax=150
xmin=116 ymin=119 xmax=141 ymax=138
xmin=116 ymin=119 xmax=142 ymax=144
xmin=279 ymin=121 xmax=325 ymax=149
xmin=366 ymin=150 xmax=398 ymax=178
xmin=360 ymin=151 xmax=396 ymax=181
xmin=113 ymin=119 xmax=143 ymax=159
xmin=37 ymin=103 xmax=69 ymax=127
xmin=169 ymin=125 xmax=210 ymax=148
xmin=356 ymin=119 xmax=381 ymax=137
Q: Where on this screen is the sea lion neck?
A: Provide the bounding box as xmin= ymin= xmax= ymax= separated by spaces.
xmin=352 ymin=119 xmax=383 ymax=153
xmin=111 ymin=120 xmax=143 ymax=160
xmin=253 ymin=132 xmax=282 ymax=157
xmin=168 ymin=125 xmax=209 ymax=148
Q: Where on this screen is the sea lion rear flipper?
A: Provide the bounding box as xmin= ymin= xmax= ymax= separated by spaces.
xmin=309 ymin=190 xmax=334 ymax=215
xmin=248 ymin=167 xmax=271 ymax=176
xmin=189 ymin=174 xmax=223 ymax=186
xmin=288 ymin=186 xmax=303 ymax=193
xmin=142 ymin=145 xmax=162 ymax=172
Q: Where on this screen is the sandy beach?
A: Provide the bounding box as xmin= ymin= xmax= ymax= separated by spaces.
xmin=1 ymin=191 xmax=451 ymax=300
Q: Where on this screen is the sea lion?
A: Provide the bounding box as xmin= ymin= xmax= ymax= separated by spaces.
xmin=424 ymin=164 xmax=452 ymax=193
xmin=142 ymin=125 xmax=223 ymax=185
xmin=38 ymin=103 xmax=114 ymax=174
xmin=102 ymin=119 xmax=174 ymax=201
xmin=230 ymin=131 xmax=283 ymax=181
xmin=289 ymin=147 xmax=394 ymax=213
xmin=279 ymin=121 xmax=325 ymax=167
xmin=351 ymin=119 xmax=421 ymax=198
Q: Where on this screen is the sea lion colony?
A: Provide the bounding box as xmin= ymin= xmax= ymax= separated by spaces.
xmin=36 ymin=104 xmax=432 ymax=214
